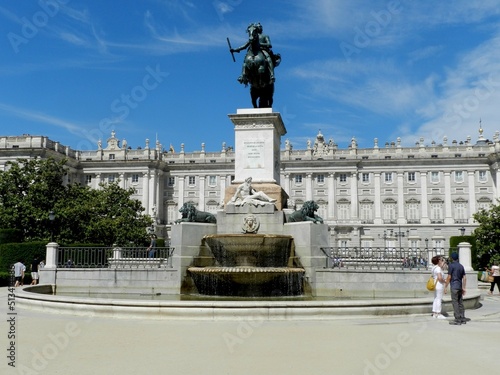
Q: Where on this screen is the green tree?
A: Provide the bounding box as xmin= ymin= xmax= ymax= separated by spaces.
xmin=0 ymin=158 xmax=66 ymax=240
xmin=57 ymin=182 xmax=153 ymax=246
xmin=0 ymin=158 xmax=153 ymax=245
xmin=473 ymin=200 xmax=500 ymax=267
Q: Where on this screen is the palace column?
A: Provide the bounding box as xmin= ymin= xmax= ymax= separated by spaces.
xmin=219 ymin=174 xmax=227 ymax=207
xmin=397 ymin=172 xmax=405 ymax=224
xmin=142 ymin=171 xmax=150 ymax=213
xmin=305 ymin=173 xmax=313 ymax=201
xmin=467 ymin=171 xmax=476 ymax=223
xmin=444 ymin=171 xmax=453 ymax=224
xmin=178 ymin=175 xmax=185 ymax=208
xmin=95 ymin=173 xmax=102 ymax=190
xmin=120 ymin=172 xmax=126 ymax=189
xmin=350 ymin=172 xmax=358 ymax=220
xmin=283 ymin=173 xmax=291 ymax=197
xmin=420 ymin=172 xmax=429 ymax=224
xmin=328 ymin=172 xmax=335 ymax=220
xmin=199 ymin=175 xmax=206 ymax=210
xmin=374 ymin=172 xmax=382 ymax=224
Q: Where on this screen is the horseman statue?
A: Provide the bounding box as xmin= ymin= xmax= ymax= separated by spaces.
xmin=228 ymin=22 xmax=281 ymax=108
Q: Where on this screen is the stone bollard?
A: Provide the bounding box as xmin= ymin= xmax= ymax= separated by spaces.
xmin=458 ymin=242 xmax=473 ymax=271
xmin=45 ymin=242 xmax=59 ymax=269
xmin=41 ymin=242 xmax=59 ymax=285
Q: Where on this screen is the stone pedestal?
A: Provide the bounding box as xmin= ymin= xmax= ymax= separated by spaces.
xmin=228 ymin=108 xmax=286 ymax=184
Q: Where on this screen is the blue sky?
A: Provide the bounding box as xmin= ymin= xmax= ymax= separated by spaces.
xmin=1 ymin=0 xmax=500 ymax=152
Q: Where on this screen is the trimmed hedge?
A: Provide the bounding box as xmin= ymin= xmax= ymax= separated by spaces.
xmin=0 ymin=241 xmax=47 ymax=273
xmin=0 ymin=229 xmax=23 ymax=244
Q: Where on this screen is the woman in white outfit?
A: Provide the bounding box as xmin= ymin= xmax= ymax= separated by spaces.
xmin=431 ymin=256 xmax=447 ymax=319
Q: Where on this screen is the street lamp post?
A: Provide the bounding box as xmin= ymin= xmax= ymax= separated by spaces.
xmin=49 ymin=210 xmax=55 ymax=242
xmin=394 ymin=226 xmax=409 ymax=254
xmin=425 ymin=238 xmax=432 ymax=269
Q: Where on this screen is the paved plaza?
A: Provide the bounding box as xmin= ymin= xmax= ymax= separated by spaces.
xmin=1 ymin=287 xmax=499 ymax=375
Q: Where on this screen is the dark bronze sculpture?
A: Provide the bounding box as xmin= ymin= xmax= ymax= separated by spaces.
xmin=175 ymin=203 xmax=217 ymax=224
xmin=287 ymin=201 xmax=324 ymax=224
xmin=228 ymin=22 xmax=281 ymax=108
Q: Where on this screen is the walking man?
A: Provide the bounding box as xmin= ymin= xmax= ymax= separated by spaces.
xmin=13 ymin=259 xmax=25 ymax=287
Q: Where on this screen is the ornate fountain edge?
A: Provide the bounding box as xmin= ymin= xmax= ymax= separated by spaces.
xmin=15 ymin=285 xmax=481 ymax=320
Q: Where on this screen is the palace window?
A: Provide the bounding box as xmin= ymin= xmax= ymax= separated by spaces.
xmin=407 ymin=172 xmax=415 ymax=182
xmin=406 ymin=201 xmax=419 ymax=222
xmin=454 ymin=200 xmax=468 ymax=222
xmin=362 ymin=173 xmax=370 ymax=183
xmin=383 ymin=201 xmax=396 ymax=222
xmin=168 ymin=177 xmax=175 ymax=186
xmin=454 ymin=171 xmax=464 ymax=183
xmin=209 ymin=176 xmax=217 ymax=186
xmin=85 ymin=175 xmax=92 ymax=184
xmin=360 ymin=201 xmax=373 ymax=222
xmin=478 ymin=170 xmax=487 ymax=182
xmin=430 ymin=171 xmax=440 ymax=183
xmin=337 ymin=199 xmax=350 ymax=220
xmin=316 ymin=174 xmax=325 ymax=184
xmin=131 ymin=174 xmax=139 ymax=183
xmin=339 ymin=173 xmax=347 ymax=183
xmin=188 ymin=176 xmax=196 ymax=185
xmin=384 ymin=172 xmax=393 ymax=183
xmin=430 ymin=200 xmax=444 ymax=222
xmin=295 ymin=175 xmax=303 ymax=184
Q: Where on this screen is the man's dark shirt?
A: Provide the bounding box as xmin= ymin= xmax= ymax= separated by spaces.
xmin=448 ymin=261 xmax=465 ymax=289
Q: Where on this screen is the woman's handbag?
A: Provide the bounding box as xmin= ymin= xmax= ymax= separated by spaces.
xmin=426 ymin=275 xmax=437 ymax=291
xmin=480 ymin=271 xmax=489 ymax=282
xmin=487 ymin=275 xmax=494 ymax=283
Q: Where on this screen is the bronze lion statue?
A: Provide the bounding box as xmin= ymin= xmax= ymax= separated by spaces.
xmin=287 ymin=200 xmax=324 ymax=223
xmin=175 ymin=203 xmax=217 ymax=224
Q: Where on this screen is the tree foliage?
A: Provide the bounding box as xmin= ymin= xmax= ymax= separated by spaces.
xmin=0 ymin=158 xmax=153 ymax=246
xmin=473 ymin=200 xmax=500 ymax=266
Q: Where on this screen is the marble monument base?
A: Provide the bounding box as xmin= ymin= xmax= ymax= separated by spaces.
xmin=224 ymin=183 xmax=289 ymax=211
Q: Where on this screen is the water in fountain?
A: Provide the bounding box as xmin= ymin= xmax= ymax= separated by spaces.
xmin=188 ymin=234 xmax=305 ymax=297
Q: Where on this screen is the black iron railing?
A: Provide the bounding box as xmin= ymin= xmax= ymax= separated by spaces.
xmin=320 ymin=247 xmax=453 ymax=270
xmin=57 ymin=247 xmax=175 ymax=268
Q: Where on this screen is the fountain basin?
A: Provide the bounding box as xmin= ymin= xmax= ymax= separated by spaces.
xmin=204 ymin=234 xmax=294 ymax=267
xmin=188 ymin=266 xmax=305 ymax=297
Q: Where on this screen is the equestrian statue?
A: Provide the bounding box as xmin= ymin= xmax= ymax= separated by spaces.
xmin=228 ymin=22 xmax=281 ymax=108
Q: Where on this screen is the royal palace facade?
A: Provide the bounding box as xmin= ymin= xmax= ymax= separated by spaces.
xmin=2 ymin=125 xmax=500 ymax=251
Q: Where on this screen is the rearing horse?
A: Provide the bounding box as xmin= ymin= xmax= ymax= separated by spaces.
xmin=230 ymin=23 xmax=280 ymax=108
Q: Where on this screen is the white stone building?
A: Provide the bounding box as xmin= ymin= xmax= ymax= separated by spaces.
xmin=1 ymin=123 xmax=499 ymax=251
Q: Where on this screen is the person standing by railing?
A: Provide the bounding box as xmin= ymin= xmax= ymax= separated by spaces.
xmin=148 ymin=234 xmax=157 ymax=258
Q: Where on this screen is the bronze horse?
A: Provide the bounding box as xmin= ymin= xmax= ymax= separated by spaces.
xmin=230 ymin=23 xmax=280 ymax=108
